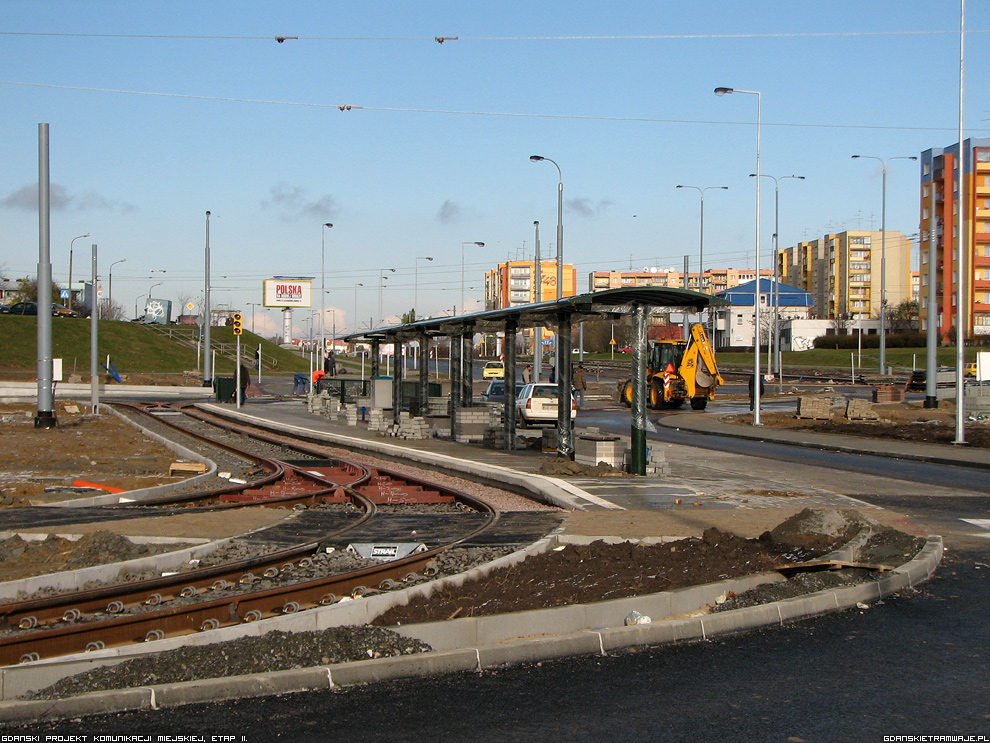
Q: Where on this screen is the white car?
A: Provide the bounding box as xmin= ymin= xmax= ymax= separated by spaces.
xmin=516 ymin=382 xmax=576 ymax=427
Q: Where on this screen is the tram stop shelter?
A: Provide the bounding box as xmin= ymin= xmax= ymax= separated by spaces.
xmin=342 ymin=287 xmax=726 ymax=475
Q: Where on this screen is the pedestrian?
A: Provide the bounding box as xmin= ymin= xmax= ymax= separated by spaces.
xmin=747 ymin=373 xmax=765 ymax=412
xmin=292 ymin=372 xmax=309 ymax=395
xmin=522 ymin=365 xmax=532 ymax=384
xmin=572 ymin=364 xmax=587 ymax=408
xmin=548 ymin=365 xmax=556 ymax=383
xmin=312 ymin=368 xmax=325 ymax=391
xmin=324 ymin=351 xmax=337 ymax=377
xmin=238 ymin=364 xmax=250 ymax=405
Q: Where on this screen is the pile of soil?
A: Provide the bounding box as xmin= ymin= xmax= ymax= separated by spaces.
xmin=28 ymin=626 xmax=432 ymax=700
xmin=730 ymin=401 xmax=990 ymax=448
xmin=373 ymin=526 xmax=840 ymax=626
xmin=0 ymin=531 xmax=193 ymax=583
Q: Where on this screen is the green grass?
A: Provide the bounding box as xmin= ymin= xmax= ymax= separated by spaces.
xmin=577 ymin=346 xmax=975 ymax=371
xmin=0 ymin=317 xmax=310 ymax=376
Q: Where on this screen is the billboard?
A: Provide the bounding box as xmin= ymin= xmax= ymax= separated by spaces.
xmin=264 ymin=278 xmax=313 ymax=308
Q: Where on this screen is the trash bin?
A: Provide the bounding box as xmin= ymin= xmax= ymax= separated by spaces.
xmin=213 ymin=377 xmax=236 ymax=403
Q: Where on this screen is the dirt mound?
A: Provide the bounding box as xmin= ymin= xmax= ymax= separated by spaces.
xmin=762 ymin=508 xmax=875 ymax=553
xmin=0 ymin=531 xmax=193 ymax=582
xmin=373 ymin=527 xmax=842 ymax=626
xmin=538 ymin=458 xmax=627 ymax=477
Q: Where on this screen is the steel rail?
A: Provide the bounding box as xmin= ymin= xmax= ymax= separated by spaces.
xmin=0 ymin=405 xmax=501 ymax=667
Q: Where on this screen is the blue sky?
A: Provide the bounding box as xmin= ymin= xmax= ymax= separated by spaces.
xmin=1 ymin=1 xmax=986 ymax=338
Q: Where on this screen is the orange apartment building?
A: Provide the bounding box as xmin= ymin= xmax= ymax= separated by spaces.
xmin=920 ymin=139 xmax=990 ymax=341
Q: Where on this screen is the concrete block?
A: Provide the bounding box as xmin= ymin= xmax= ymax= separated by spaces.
xmin=477 ymin=632 xmax=604 ymax=668
xmin=328 ymin=649 xmax=481 ymax=686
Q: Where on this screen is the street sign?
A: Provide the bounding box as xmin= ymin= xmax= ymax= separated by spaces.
xmin=59 ymin=290 xmax=68 ymax=299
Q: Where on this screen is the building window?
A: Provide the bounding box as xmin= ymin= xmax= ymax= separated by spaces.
xmin=510 ymin=266 xmax=530 ymax=277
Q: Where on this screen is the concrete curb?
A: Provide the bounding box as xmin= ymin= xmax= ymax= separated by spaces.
xmin=660 ymin=413 xmax=990 ymax=472
xmin=0 ymin=534 xmax=942 ymax=724
xmin=0 ymin=382 xmax=213 ymax=403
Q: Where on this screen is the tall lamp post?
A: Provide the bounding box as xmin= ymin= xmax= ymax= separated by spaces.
xmin=203 ymin=211 xmax=212 ymax=386
xmin=67 ymin=233 xmax=90 ymax=311
xmin=353 ymin=283 xmax=363 ymax=331
xmin=715 ymin=86 xmax=763 ymax=425
xmin=320 ymin=222 xmax=333 ymax=364
xmin=749 ymin=173 xmax=804 ymax=382
xmin=108 ymin=258 xmax=126 ymax=317
xmin=378 ymin=270 xmax=395 ymax=327
xmin=675 ymin=185 xmax=727 ymax=291
xmin=530 ymin=156 xmax=564 ymax=300
xmin=415 ymin=256 xmax=433 ymax=319
xmin=460 ymin=242 xmax=485 ymax=313
xmin=851 ymin=154 xmax=917 ymax=375
xmin=246 ymin=302 xmax=260 ymax=333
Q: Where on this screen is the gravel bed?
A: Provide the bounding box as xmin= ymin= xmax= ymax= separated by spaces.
xmin=26 ymin=626 xmax=432 ymax=700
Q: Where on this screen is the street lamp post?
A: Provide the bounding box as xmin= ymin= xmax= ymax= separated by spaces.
xmin=851 ymin=155 xmax=917 ymax=375
xmin=135 ymin=294 xmax=146 ymax=319
xmin=750 ymin=173 xmax=804 ymax=381
xmin=415 ymin=256 xmax=433 ymax=319
xmin=353 ymin=283 xmax=363 ymax=332
xmin=320 ymin=222 xmax=333 ymax=364
xmin=108 ymin=258 xmax=126 ymax=317
xmin=530 ymin=156 xmax=564 ymax=300
xmin=378 ymin=269 xmax=395 ymax=327
xmin=676 ymin=185 xmax=727 ymax=293
xmin=67 ymin=233 xmax=90 ymax=311
xmin=246 ymin=302 xmax=260 ymax=333
xmin=204 ymin=211 xmax=212 ymax=386
xmin=715 ymin=86 xmax=763 ymax=425
xmin=460 ymin=242 xmax=485 ymax=314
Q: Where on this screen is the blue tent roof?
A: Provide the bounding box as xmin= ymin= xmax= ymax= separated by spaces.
xmin=714 ymin=278 xmax=813 ymax=308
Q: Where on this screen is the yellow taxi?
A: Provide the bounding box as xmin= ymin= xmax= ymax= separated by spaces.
xmin=482 ymin=361 xmax=505 ymax=380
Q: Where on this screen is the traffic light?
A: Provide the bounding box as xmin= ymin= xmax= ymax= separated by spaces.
xmin=232 ymin=312 xmax=243 ymax=336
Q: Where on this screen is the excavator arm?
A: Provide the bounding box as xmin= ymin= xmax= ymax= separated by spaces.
xmin=679 ymin=324 xmax=723 ymax=399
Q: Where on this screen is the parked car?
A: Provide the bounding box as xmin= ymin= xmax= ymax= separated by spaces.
xmin=482 ymin=360 xmax=505 ymax=380
xmin=481 ymin=380 xmax=506 ymax=404
xmin=516 ymin=382 xmax=577 ymax=427
xmin=6 ymin=302 xmax=39 ymax=315
xmin=0 ymin=304 xmax=10 ymax=314
xmin=619 ymin=346 xmax=632 ymax=353
xmin=5 ymin=301 xmax=79 ymax=317
xmin=52 ymin=303 xmax=79 ymax=317
xmin=965 ymin=362 xmax=978 ymax=378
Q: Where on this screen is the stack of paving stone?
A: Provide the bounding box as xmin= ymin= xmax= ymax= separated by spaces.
xmin=623 ymin=445 xmax=670 ymax=476
xmin=428 ymin=396 xmax=449 ymax=415
xmin=455 ymin=406 xmax=491 ymax=443
xmin=380 ymin=411 xmax=431 ymax=439
xmin=482 ymin=405 xmax=508 ymax=449
xmin=344 ymin=406 xmax=359 ymax=427
xmin=845 ymin=398 xmax=879 ymax=420
xmin=797 ymin=396 xmax=833 ymax=419
xmin=366 ymin=408 xmax=389 ymax=431
xmin=575 ymin=432 xmax=624 ymax=467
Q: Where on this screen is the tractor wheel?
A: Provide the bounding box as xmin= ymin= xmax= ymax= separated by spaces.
xmin=690 ymin=396 xmax=709 ymax=411
xmin=649 ymin=380 xmax=663 ymax=409
xmin=620 ymin=380 xmax=634 ymax=407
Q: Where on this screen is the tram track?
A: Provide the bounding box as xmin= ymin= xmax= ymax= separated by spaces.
xmin=0 ymin=402 xmax=515 ymax=668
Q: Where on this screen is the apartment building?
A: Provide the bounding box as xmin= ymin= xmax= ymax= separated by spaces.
xmin=778 ymin=230 xmax=911 ymax=321
xmin=588 ymin=267 xmax=770 ymax=294
xmin=484 ymin=260 xmax=577 ymax=311
xmin=919 ymin=138 xmax=990 ymax=341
